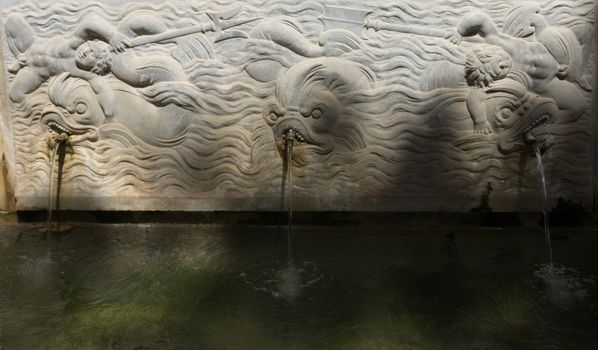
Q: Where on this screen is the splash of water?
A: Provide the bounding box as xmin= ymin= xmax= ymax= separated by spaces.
xmin=241 ymin=132 xmax=323 ymax=302
xmin=242 ymin=261 xmax=324 ymax=302
xmin=534 ymin=264 xmax=595 ymax=309
xmin=532 ymin=143 xmax=553 ymax=266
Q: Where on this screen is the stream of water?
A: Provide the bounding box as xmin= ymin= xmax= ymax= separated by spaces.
xmin=284 ymin=134 xmax=294 ymax=264
xmin=45 ymin=142 xmax=60 ymax=241
xmin=532 ymin=143 xmax=553 ymax=266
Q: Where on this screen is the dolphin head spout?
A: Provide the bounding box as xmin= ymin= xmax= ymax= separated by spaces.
xmin=40 ymin=74 xmax=105 ymax=142
xmin=486 ymin=80 xmax=558 ymax=153
xmin=263 ymin=58 xmax=373 ymax=160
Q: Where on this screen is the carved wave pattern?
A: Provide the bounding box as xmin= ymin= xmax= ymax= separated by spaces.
xmin=4 ymin=0 xmax=594 ymax=208
xmin=11 ymin=93 xmax=52 ymax=198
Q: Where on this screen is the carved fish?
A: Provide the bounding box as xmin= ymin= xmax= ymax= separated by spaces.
xmin=454 ymin=79 xmax=559 ymax=154
xmin=262 ymin=57 xmax=374 ymax=156
xmin=40 ymin=73 xmax=193 ymax=147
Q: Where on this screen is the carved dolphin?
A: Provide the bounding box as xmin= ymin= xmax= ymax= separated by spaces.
xmin=40 ymin=73 xmax=193 ymax=147
xmin=487 ymin=80 xmax=559 ymax=153
xmin=261 ymin=57 xmax=375 ymax=156
xmin=454 ymin=79 xmax=559 ymax=153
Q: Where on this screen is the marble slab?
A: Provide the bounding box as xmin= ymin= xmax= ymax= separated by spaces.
xmin=0 ymin=0 xmax=595 ymax=211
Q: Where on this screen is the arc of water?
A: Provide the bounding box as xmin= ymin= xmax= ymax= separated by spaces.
xmin=46 ymin=143 xmax=59 ymax=240
xmin=532 ymin=143 xmax=554 ymax=266
xmin=283 ymin=130 xmax=295 ymax=265
xmin=46 ymin=133 xmax=68 ymax=243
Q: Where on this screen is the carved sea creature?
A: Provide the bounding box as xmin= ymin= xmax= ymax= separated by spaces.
xmin=454 ymin=79 xmax=559 ymax=153
xmin=420 ymin=46 xmax=513 ymax=135
xmin=40 ymin=73 xmax=194 ymax=147
xmin=262 ymin=57 xmax=374 ymax=156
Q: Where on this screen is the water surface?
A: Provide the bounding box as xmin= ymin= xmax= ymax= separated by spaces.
xmin=1 ymin=224 xmax=597 ymax=349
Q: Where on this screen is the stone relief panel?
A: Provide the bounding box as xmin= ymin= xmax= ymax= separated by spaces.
xmin=0 ymin=0 xmax=595 ymax=211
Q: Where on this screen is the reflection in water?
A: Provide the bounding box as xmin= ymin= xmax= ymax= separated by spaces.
xmin=0 ymin=225 xmax=597 ymax=349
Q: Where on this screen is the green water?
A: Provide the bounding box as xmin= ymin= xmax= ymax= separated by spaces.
xmin=0 ymin=224 xmax=597 ymax=349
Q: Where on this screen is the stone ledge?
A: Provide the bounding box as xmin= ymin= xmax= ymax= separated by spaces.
xmin=10 ymin=210 xmax=595 ymax=229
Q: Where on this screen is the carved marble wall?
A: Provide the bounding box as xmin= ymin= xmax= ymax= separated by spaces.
xmin=0 ymin=118 xmax=7 ymax=210
xmin=0 ymin=0 xmax=595 ymax=211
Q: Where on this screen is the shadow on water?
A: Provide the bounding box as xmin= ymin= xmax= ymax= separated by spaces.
xmin=2 ymin=225 xmax=598 ymax=349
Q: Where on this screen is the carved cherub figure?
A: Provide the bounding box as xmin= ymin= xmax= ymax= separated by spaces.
xmin=5 ymin=13 xmax=131 ymax=117
xmin=502 ymin=1 xmax=591 ymax=89
xmin=420 ymin=46 xmax=512 ymax=134
xmin=74 ymin=40 xmax=189 ymax=88
xmin=448 ymin=8 xmax=586 ymax=123
xmin=464 ymin=47 xmax=512 ymax=134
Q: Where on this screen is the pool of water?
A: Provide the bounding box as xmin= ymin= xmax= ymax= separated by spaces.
xmin=1 ymin=223 xmax=597 ymax=349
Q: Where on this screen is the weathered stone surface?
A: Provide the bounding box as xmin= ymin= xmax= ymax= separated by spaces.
xmin=0 ymin=122 xmax=7 ymax=210
xmin=0 ymin=0 xmax=595 ymax=211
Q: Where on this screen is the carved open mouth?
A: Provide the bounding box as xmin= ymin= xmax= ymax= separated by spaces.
xmin=496 ymin=98 xmax=557 ymax=154
xmin=509 ymin=98 xmax=557 ymax=139
xmin=523 ymin=113 xmax=551 ymax=136
xmin=41 ymin=107 xmax=90 ymax=136
xmin=273 ymin=119 xmax=314 ymax=146
xmin=523 ymin=113 xmax=555 ymax=150
xmin=45 ymin=121 xmax=72 ymax=136
xmin=281 ymin=128 xmax=306 ymax=143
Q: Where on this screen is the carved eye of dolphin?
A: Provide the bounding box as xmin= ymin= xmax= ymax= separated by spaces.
xmin=268 ymin=111 xmax=279 ymax=122
xmin=493 ymin=102 xmax=517 ymax=129
xmin=306 ymin=107 xmax=323 ymax=119
xmin=264 ymin=102 xmax=286 ymax=126
xmin=62 ymin=94 xmax=103 ymax=129
xmin=293 ymin=87 xmax=340 ymax=129
xmin=75 ymin=102 xmax=87 ymax=114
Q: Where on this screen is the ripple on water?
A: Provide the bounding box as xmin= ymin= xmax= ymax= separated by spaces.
xmin=241 ymin=261 xmax=324 ymax=302
xmin=533 ymin=263 xmax=596 ymax=310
